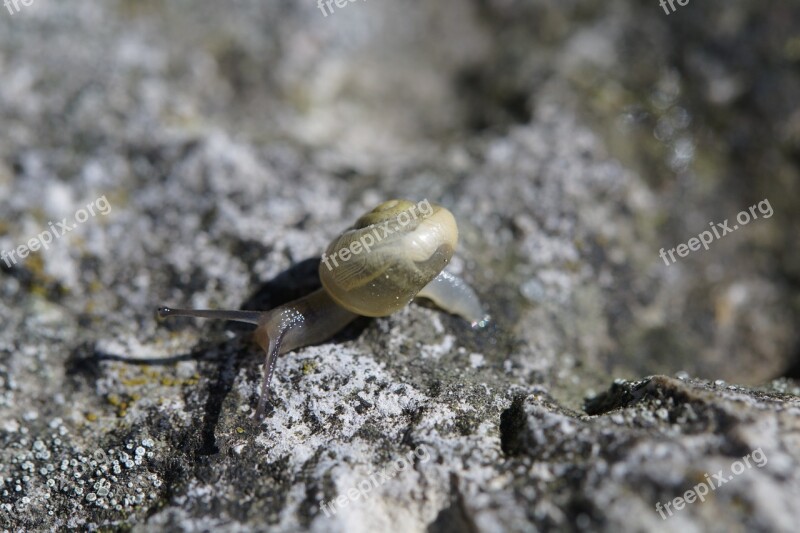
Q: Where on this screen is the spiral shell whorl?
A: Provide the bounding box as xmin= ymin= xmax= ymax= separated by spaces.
xmin=319 ymin=200 xmax=458 ymax=317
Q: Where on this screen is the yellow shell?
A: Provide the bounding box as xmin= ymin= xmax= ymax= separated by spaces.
xmin=319 ymin=199 xmax=458 ymax=316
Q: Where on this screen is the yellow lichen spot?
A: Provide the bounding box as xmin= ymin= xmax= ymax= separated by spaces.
xmin=86 ymin=413 xmax=98 ymax=422
xmin=236 ymin=427 xmax=245 ymax=434
xmin=301 ymin=361 xmax=317 ymax=375
xmin=89 ymin=280 xmax=104 ymax=294
xmin=26 ymin=253 xmax=46 ymax=276
xmin=31 ymin=285 xmax=48 ymax=298
xmin=121 ymin=377 xmax=149 ymax=387
xmin=107 ymin=394 xmax=123 ymax=407
xmin=785 ymin=36 xmax=800 ymax=62
xmin=107 ymin=393 xmax=131 ymax=417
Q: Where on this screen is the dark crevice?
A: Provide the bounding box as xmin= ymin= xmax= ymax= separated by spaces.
xmin=778 ymin=338 xmax=800 ymax=380
xmin=454 ymin=66 xmax=533 ymax=134
xmin=427 ymin=473 xmax=480 ymax=533
xmin=583 ymin=377 xmax=655 ymax=416
xmin=499 ymin=394 xmax=528 ymax=457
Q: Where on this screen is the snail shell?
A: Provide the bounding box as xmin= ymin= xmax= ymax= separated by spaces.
xmin=319 ymin=199 xmax=458 ymax=317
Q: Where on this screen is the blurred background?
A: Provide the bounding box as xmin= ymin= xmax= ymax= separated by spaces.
xmin=0 ymin=0 xmax=798 ymax=531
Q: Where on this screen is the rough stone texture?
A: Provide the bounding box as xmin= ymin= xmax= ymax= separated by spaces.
xmin=0 ymin=1 xmax=798 ymax=532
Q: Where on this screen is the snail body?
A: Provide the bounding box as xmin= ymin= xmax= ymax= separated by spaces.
xmin=158 ymin=199 xmax=488 ymax=418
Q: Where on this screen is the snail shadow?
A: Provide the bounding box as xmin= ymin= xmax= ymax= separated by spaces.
xmin=75 ymin=257 xmax=370 ymax=457
xmin=236 ymin=257 xmax=372 ymax=343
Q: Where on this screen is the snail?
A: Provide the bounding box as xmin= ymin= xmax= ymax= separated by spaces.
xmin=158 ymin=199 xmax=489 ymax=418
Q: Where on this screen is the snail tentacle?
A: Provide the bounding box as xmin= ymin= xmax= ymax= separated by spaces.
xmin=251 ymin=289 xmax=358 ymax=418
xmin=156 ymin=306 xmax=262 ymax=325
xmin=416 ymin=271 xmax=490 ymax=328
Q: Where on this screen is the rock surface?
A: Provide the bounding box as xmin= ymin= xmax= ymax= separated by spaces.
xmin=0 ymin=1 xmax=798 ymax=531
